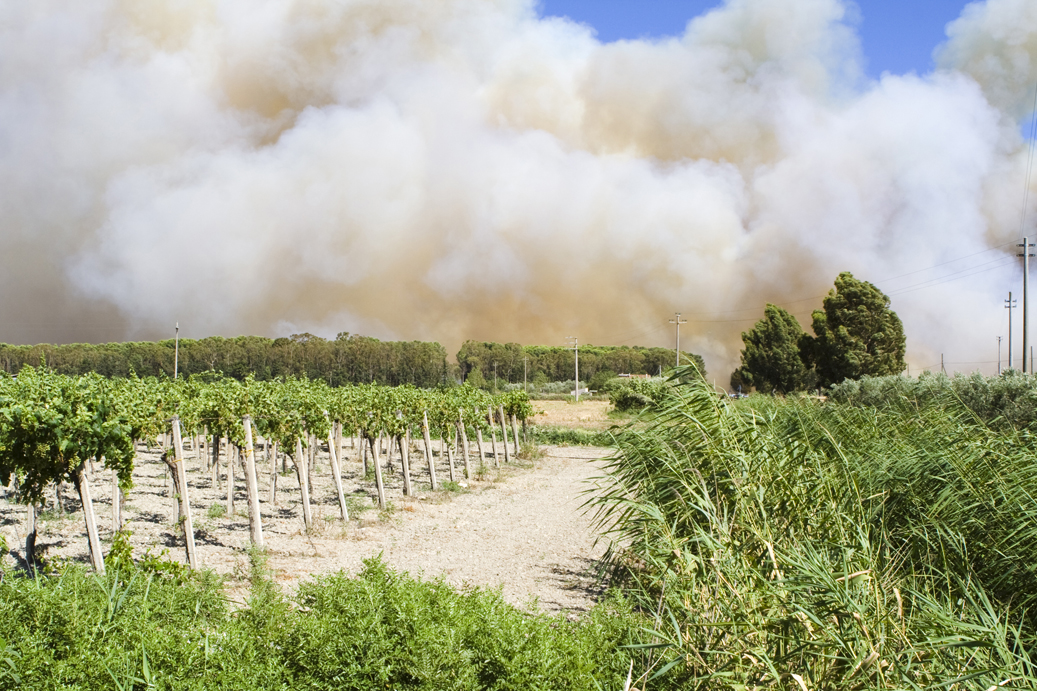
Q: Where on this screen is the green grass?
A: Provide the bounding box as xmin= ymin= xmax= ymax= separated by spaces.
xmin=0 ymin=557 xmax=657 ymax=690
xmin=528 ymin=425 xmax=614 ymax=446
xmin=588 ymin=370 xmax=1037 ymax=689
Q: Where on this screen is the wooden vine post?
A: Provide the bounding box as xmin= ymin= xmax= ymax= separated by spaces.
xmin=211 ymin=434 xmax=220 ymax=489
xmin=400 ymin=429 xmax=413 ymax=496
xmin=226 ymin=441 xmax=236 ymax=515
xmin=458 ymin=413 xmax=471 ymax=479
xmin=476 ymin=427 xmax=486 ymax=467
xmin=170 ymin=415 xmax=199 ymax=568
xmin=73 ymin=459 xmax=105 ymax=574
xmin=498 ymin=404 xmax=511 ymax=464
xmin=326 ymin=418 xmax=349 ymax=521
xmin=294 ymin=437 xmax=313 ymax=530
xmin=369 ymin=434 xmax=386 ymax=510
xmin=269 ymin=441 xmax=278 ymax=505
xmin=511 ymin=414 xmax=520 ymax=456
xmin=443 ymin=434 xmax=455 ymax=483
xmin=241 ymin=415 xmax=264 ymax=548
xmin=489 ymin=407 xmax=501 ymax=468
xmin=422 ymin=410 xmax=438 ymax=490
xmin=111 ymin=469 xmax=122 ymax=532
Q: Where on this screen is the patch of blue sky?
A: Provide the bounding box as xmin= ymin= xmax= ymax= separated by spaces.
xmin=537 ymin=0 xmax=975 ymax=79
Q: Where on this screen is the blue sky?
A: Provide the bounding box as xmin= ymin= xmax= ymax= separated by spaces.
xmin=538 ymin=0 xmax=975 ymax=79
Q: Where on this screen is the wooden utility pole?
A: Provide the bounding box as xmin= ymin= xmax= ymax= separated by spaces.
xmin=669 ymin=313 xmax=688 ymax=367
xmin=567 ymin=336 xmax=579 ymax=401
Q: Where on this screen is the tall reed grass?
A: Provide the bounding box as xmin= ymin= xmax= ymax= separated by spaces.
xmin=590 ymin=367 xmax=1037 ymax=689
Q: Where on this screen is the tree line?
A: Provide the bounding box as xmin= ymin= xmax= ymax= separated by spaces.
xmin=0 ymin=333 xmax=706 ymax=389
xmin=731 ymin=272 xmax=907 ymax=394
xmin=0 ymin=333 xmax=450 ymax=388
xmin=457 ymin=342 xmax=705 ymax=387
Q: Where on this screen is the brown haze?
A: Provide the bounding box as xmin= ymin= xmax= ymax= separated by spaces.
xmin=1 ymin=0 xmax=1036 ymax=378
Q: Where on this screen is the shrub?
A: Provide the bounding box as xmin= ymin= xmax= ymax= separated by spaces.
xmin=607 ymin=377 xmax=668 ymax=412
xmin=590 ymin=375 xmax=1037 ymax=689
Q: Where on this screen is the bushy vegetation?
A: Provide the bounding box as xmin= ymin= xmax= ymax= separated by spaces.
xmin=604 ymin=377 xmax=670 ymax=412
xmin=590 ymin=366 xmax=1037 ymax=689
xmin=457 ymin=341 xmax=704 ymax=386
xmin=829 ymin=370 xmax=1037 ymax=430
xmin=528 ymin=426 xmax=614 ymax=446
xmin=0 ymin=554 xmax=663 ymax=690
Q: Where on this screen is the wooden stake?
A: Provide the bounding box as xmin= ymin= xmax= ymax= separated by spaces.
xmin=489 ymin=408 xmax=500 ymax=468
xmin=171 ymin=415 xmax=199 ymax=568
xmin=327 ymin=423 xmax=348 ymax=521
xmin=111 ymin=470 xmax=122 ymax=532
xmin=400 ymin=431 xmax=412 ymax=496
xmin=476 ymin=428 xmax=486 ymax=468
xmin=458 ymin=416 xmax=471 ymax=480
xmin=269 ymin=441 xmax=279 ymax=505
xmin=211 ymin=434 xmax=220 ymax=489
xmin=511 ymin=414 xmax=520 ymax=456
xmin=422 ymin=410 xmax=438 ymax=490
xmin=295 ymin=437 xmax=312 ymax=531
xmin=446 ymin=434 xmax=456 ymax=483
xmin=241 ymin=416 xmax=264 ymax=548
xmin=498 ymin=404 xmax=511 ymax=464
xmin=74 ymin=461 xmax=105 ymax=574
xmin=226 ymin=443 xmax=236 ymax=515
xmin=370 ymin=435 xmax=386 ymax=510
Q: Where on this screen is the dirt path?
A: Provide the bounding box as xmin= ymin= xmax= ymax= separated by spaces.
xmin=1 ymin=442 xmax=613 ymax=614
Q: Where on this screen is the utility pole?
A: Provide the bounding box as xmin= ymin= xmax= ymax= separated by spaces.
xmin=174 ymin=322 xmax=179 ymax=380
xmin=1006 ymin=292 xmax=1017 ymax=370
xmin=669 ymin=313 xmax=688 ymax=368
xmin=998 ymin=336 xmax=1003 ymax=375
xmin=567 ymin=337 xmax=579 ymax=402
xmin=1019 ymin=238 xmax=1034 ymax=372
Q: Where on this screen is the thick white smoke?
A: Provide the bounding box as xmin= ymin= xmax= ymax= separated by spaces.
xmin=1 ymin=0 xmax=1035 ymax=378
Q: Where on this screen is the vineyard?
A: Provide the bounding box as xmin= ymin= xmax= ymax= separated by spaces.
xmin=0 ymin=368 xmax=535 ymax=575
xmin=4 ymin=367 xmax=1037 ymax=689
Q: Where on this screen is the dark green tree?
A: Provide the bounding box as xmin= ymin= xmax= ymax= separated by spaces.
xmin=730 ymin=304 xmax=807 ymax=394
xmin=803 ymin=272 xmax=906 ymax=387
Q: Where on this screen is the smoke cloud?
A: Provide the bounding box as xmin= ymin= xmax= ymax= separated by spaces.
xmin=1 ymin=0 xmax=1036 ymax=377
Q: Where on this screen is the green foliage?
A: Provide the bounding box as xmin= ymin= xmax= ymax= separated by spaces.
xmin=205 ymin=502 xmax=226 ymax=519
xmin=803 ymin=271 xmax=906 ymax=387
xmin=457 ymin=341 xmax=705 ymax=385
xmin=0 ymin=558 xmax=663 ymax=690
xmin=0 ymin=334 xmax=450 ymax=388
xmin=730 ymin=303 xmax=808 ymax=394
xmin=104 ymin=530 xmax=135 ymax=575
xmin=0 ymin=367 xmax=135 ymax=504
xmin=589 ymin=372 xmax=1037 ymax=688
xmin=829 ymin=369 xmax=1037 ymax=430
xmin=465 ymin=366 xmax=487 ymax=390
xmin=587 ymin=369 xmax=616 ymax=392
xmin=608 ymin=377 xmax=669 ymax=412
xmin=528 ymin=426 xmax=613 ymax=446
